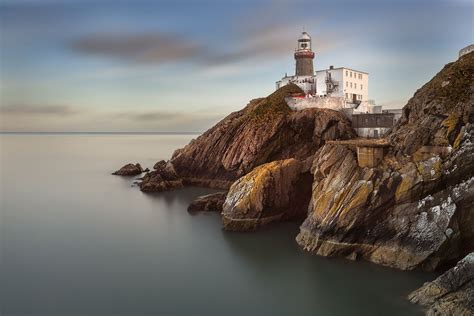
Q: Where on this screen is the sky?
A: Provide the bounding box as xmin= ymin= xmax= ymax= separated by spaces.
xmin=0 ymin=0 xmax=473 ymax=132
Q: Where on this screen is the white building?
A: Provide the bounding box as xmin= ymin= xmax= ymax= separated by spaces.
xmin=315 ymin=66 xmax=369 ymax=103
xmin=274 ymin=31 xmax=398 ymax=138
xmin=276 ymin=32 xmax=370 ymax=107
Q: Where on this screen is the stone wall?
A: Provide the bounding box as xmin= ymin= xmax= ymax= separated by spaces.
xmin=356 ymin=146 xmax=384 ymax=168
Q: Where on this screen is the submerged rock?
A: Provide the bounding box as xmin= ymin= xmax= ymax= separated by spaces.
xmin=188 ymin=192 xmax=227 ymax=213
xmin=112 ymin=163 xmax=144 ymax=176
xmin=222 ymin=158 xmax=312 ymax=231
xmin=138 ymin=160 xmax=183 ymax=192
xmin=408 ymin=253 xmax=474 ymax=315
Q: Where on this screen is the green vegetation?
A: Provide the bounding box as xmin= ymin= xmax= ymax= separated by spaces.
xmin=248 ymin=83 xmax=302 ymax=121
xmin=427 ymin=52 xmax=474 ymax=113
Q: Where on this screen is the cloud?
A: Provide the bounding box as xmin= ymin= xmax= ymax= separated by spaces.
xmin=113 ymin=110 xmax=192 ymax=122
xmin=69 ymin=21 xmax=340 ymax=69
xmin=112 ymin=109 xmax=224 ymax=124
xmin=0 ymin=104 xmax=80 ymax=116
xmin=70 ymin=32 xmax=202 ymax=64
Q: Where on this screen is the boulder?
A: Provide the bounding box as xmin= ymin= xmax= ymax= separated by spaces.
xmin=408 ymin=253 xmax=474 ymax=315
xmin=187 ymin=192 xmax=227 ymax=213
xmin=112 ymin=163 xmax=144 ymax=176
xmin=222 ymin=158 xmax=312 ymax=231
xmin=138 ymin=160 xmax=184 ymax=192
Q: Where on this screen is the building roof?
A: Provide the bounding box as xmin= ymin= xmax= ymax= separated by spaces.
xmin=316 ymin=67 xmax=368 ymax=75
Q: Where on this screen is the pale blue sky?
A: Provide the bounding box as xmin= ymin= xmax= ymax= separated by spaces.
xmin=1 ymin=0 xmax=473 ymax=132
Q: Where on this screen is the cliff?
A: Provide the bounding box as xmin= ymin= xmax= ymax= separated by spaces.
xmin=409 ymin=253 xmax=474 ymax=315
xmin=140 ymin=84 xmax=356 ymax=190
xmin=295 ymin=52 xmax=474 ymax=271
xmin=389 ymin=52 xmax=474 ymax=155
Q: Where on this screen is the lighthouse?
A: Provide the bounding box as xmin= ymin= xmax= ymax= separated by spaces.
xmin=294 ymin=32 xmax=315 ymax=76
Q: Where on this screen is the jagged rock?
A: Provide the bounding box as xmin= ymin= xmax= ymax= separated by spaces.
xmin=408 ymin=253 xmax=474 ymax=315
xmin=187 ymin=192 xmax=227 ymax=212
xmin=296 ymin=134 xmax=474 ymax=270
xmin=138 ymin=160 xmax=183 ymax=192
xmin=296 ymin=53 xmax=474 ymax=270
xmin=389 ymin=52 xmax=474 ymax=156
xmin=112 ymin=163 xmax=144 ymax=176
xmin=222 ymin=158 xmax=312 ymax=231
xmin=168 ymin=84 xmax=356 ymax=189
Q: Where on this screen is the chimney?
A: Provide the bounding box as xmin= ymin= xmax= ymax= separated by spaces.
xmin=329 ymin=65 xmax=334 ymax=70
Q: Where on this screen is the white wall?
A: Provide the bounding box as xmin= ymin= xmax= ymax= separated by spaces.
xmin=285 ymin=96 xmax=345 ymax=111
xmin=341 ymin=68 xmax=369 ymax=102
xmin=276 ymin=75 xmax=316 ymax=94
xmin=315 ymin=69 xmax=344 ymax=98
xmin=356 ymin=127 xmax=390 ymax=138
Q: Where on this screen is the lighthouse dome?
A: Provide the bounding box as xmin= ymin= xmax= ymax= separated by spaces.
xmin=298 ymin=32 xmax=311 ymax=41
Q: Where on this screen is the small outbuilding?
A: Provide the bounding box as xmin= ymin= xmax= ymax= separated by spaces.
xmin=327 ymin=139 xmax=391 ymax=168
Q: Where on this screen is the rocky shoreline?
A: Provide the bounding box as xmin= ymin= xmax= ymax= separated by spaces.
xmin=112 ymin=52 xmax=474 ymax=314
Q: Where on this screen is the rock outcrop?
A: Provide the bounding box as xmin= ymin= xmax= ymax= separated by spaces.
xmin=222 ymin=158 xmax=313 ymax=231
xmin=162 ymin=84 xmax=356 ymax=189
xmin=408 ymin=253 xmax=474 ymax=315
xmin=138 ymin=160 xmax=184 ymax=192
xmin=389 ymin=51 xmax=474 ymax=156
xmin=188 ymin=192 xmax=227 ymax=213
xmin=112 ymin=163 xmax=145 ymax=176
xmin=295 ymin=52 xmax=474 ymax=270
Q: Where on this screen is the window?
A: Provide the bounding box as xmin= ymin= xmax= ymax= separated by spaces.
xmin=354 ymin=83 xmax=357 ymax=89
xmin=346 ymin=82 xmax=348 ymax=88
xmin=345 ymin=93 xmax=348 ymax=98
xmin=350 ymin=72 xmax=353 ymax=78
xmin=346 ymin=70 xmax=348 ymax=76
xmin=361 ymin=84 xmax=363 ymax=90
xmin=350 ymin=82 xmax=353 ymax=88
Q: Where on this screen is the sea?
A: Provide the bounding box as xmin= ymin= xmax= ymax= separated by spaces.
xmin=0 ymin=133 xmax=435 ymax=316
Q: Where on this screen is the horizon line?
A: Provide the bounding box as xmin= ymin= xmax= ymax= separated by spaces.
xmin=0 ymin=131 xmax=203 ymax=135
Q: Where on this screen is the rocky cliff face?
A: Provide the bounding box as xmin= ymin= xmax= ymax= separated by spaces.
xmin=389 ymin=52 xmax=474 ymax=155
xmin=167 ymin=84 xmax=356 ymax=189
xmin=295 ymin=52 xmax=474 ymax=271
xmin=222 ymin=158 xmax=313 ymax=231
xmin=409 ymin=253 xmax=474 ymax=315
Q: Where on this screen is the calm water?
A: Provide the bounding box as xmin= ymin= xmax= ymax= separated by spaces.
xmin=1 ymin=134 xmax=433 ymax=316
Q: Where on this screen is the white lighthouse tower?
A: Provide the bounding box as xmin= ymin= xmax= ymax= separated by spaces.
xmin=275 ymin=32 xmax=316 ymax=94
xmin=294 ymin=31 xmax=315 ymax=76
